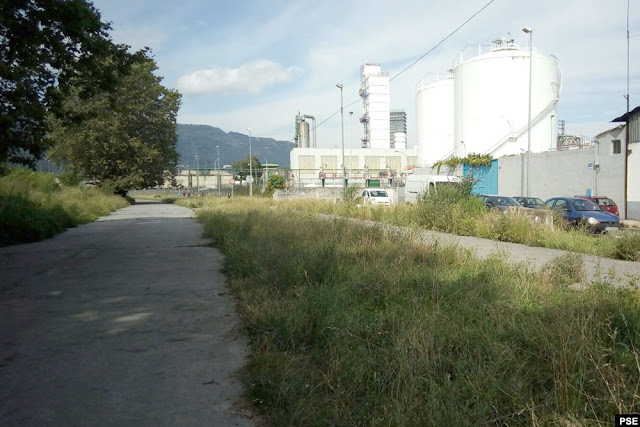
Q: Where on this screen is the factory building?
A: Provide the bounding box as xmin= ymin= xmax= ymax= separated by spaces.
xmin=289 ymin=63 xmax=416 ymax=187
xmin=390 ymin=110 xmax=407 ymax=149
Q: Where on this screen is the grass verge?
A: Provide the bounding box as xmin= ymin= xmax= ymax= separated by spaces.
xmin=0 ymin=169 xmax=129 ymax=245
xmin=196 ymin=198 xmax=640 ymax=425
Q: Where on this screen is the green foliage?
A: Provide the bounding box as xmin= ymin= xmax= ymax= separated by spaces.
xmin=0 ymin=0 xmax=131 ymax=166
xmin=342 ymin=184 xmax=362 ymax=203
xmin=231 ymin=156 xmax=262 ymax=181
xmin=266 ymin=174 xmax=286 ymax=191
xmin=614 ymin=233 xmax=640 ymax=261
xmin=193 ymin=199 xmax=640 ymax=425
xmin=0 ymin=170 xmax=128 ymax=245
xmin=433 ymin=153 xmax=492 ymax=174
xmin=48 ymin=55 xmax=181 ymax=195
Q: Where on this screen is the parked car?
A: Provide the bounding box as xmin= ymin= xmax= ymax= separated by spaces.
xmin=575 ymin=195 xmax=619 ymax=216
xmin=362 ymin=189 xmax=392 ymax=206
xmin=478 ymin=195 xmax=521 ymax=212
xmin=543 ymin=197 xmax=620 ymax=233
xmin=512 ymin=197 xmax=544 ymax=209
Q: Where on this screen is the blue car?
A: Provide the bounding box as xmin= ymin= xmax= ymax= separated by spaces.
xmin=543 ymin=197 xmax=620 ymax=233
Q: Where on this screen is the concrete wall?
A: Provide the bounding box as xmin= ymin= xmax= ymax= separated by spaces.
xmin=273 ymin=187 xmax=345 ymax=201
xmin=629 ymin=140 xmax=640 ymax=219
xmin=498 ymin=145 xmax=627 ymax=217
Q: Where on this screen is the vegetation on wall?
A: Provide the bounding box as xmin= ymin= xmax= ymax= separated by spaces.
xmin=433 ymin=153 xmax=493 ymax=173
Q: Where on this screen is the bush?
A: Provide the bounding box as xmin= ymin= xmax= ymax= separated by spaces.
xmin=0 ymin=171 xmax=129 ymax=245
xmin=614 ymin=233 xmax=640 ymax=261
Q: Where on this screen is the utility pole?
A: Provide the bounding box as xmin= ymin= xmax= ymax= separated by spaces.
xmin=247 ymin=128 xmax=253 ymax=198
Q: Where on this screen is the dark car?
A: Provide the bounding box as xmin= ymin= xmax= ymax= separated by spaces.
xmin=543 ymin=197 xmax=620 ymax=233
xmin=478 ymin=195 xmax=521 ymax=212
xmin=575 ymin=196 xmax=619 ymax=216
xmin=513 ymin=197 xmax=544 ymax=209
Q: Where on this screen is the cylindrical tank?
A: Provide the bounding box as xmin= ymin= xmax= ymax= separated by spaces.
xmin=297 ymin=120 xmax=310 ymax=148
xmin=453 ymin=39 xmax=561 ymax=158
xmin=416 ymin=75 xmax=454 ymax=166
xmin=393 ymin=132 xmax=407 ymax=149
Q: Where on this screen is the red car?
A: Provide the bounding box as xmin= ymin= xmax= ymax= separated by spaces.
xmin=575 ymin=196 xmax=619 ymax=216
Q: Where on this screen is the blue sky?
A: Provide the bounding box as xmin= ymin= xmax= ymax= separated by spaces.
xmin=92 ymin=0 xmax=639 ymax=147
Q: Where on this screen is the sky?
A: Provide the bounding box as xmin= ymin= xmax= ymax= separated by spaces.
xmin=91 ymin=0 xmax=639 ymax=148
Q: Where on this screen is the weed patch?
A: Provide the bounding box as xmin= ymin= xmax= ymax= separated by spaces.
xmin=0 ymin=170 xmax=128 ymax=245
xmin=195 ymin=198 xmax=640 ymax=425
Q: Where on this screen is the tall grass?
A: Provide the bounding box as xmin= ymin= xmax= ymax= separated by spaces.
xmin=264 ymin=185 xmax=634 ymax=260
xmin=0 ymin=169 xmax=129 ymax=245
xmin=196 ymin=198 xmax=640 ymax=425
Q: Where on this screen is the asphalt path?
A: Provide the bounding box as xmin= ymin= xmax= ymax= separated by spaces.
xmin=0 ymin=200 xmax=256 ymax=426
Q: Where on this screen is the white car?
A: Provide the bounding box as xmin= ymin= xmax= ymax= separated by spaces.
xmin=362 ymin=189 xmax=392 ymax=206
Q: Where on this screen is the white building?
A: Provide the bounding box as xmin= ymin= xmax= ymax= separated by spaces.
xmin=289 ymin=147 xmax=416 ymax=187
xmin=612 ymin=106 xmax=640 ymax=220
xmin=360 ymin=63 xmax=390 ymax=149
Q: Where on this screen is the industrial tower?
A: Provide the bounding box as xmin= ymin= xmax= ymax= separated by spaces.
xmin=360 ymin=63 xmax=390 ymax=149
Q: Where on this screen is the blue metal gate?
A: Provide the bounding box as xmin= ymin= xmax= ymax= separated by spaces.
xmin=463 ymin=159 xmax=498 ymax=195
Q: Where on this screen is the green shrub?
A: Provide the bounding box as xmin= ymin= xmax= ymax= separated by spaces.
xmin=614 ymin=233 xmax=640 ymax=261
xmin=0 ymin=171 xmax=129 ymax=245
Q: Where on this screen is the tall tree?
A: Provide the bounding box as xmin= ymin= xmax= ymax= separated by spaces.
xmin=0 ymin=0 xmax=127 ymax=166
xmin=48 ymin=55 xmax=181 ymax=195
xmin=232 ymin=155 xmax=262 ymax=182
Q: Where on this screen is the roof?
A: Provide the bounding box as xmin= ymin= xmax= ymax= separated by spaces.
xmin=594 ymin=124 xmax=625 ymax=139
xmin=612 ymin=105 xmax=640 ymax=122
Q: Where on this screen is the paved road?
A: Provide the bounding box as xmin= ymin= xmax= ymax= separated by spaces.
xmin=328 ymin=215 xmax=640 ymax=286
xmin=0 ymin=200 xmax=256 ymax=426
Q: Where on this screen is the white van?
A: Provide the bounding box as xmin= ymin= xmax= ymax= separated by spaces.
xmin=361 ymin=189 xmax=392 ymax=206
xmin=404 ymin=174 xmax=461 ymax=203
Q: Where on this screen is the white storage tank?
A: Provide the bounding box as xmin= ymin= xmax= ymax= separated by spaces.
xmin=416 ymin=74 xmax=454 ymax=166
xmin=393 ymin=132 xmax=407 ymax=149
xmin=453 ymin=37 xmax=561 ymax=158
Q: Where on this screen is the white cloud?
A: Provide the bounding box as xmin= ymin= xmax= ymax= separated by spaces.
xmin=176 ymin=60 xmax=300 ymax=95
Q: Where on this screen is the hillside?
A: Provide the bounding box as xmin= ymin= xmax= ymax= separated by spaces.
xmin=176 ymin=124 xmax=294 ymax=169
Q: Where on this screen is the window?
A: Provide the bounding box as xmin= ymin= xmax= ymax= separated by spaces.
xmin=612 ymin=139 xmax=621 ymax=154
xmin=554 ymin=199 xmax=568 ymax=211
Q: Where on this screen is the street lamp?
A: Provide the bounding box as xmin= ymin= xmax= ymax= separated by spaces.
xmin=247 ymin=128 xmax=253 ymax=198
xmin=262 ymin=156 xmax=268 ymax=192
xmin=349 ymin=111 xmax=353 ymax=180
xmin=523 ymin=26 xmax=533 ymax=197
xmin=216 ymin=145 xmax=220 ymax=196
xmin=195 ymin=154 xmax=200 ymax=195
xmin=336 ymin=84 xmax=346 ymax=191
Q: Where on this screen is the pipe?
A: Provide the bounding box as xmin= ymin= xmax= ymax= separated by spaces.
xmin=303 ymin=114 xmax=316 ymax=148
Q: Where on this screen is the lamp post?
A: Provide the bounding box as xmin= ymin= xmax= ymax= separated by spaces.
xmin=349 ymin=111 xmax=353 ymax=180
xmin=195 ymin=154 xmax=200 ymax=195
xmin=216 ymin=145 xmax=220 ymax=196
xmin=523 ymin=27 xmax=533 ymax=197
xmin=247 ymin=128 xmax=253 ymax=198
xmin=336 ymin=84 xmax=346 ymax=191
xmin=263 ymin=156 xmax=268 ymax=192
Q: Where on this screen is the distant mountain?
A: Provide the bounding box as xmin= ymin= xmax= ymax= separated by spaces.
xmin=175 ymin=124 xmax=294 ymax=169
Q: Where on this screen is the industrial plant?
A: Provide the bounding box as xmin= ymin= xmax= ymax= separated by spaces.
xmin=287 ymin=34 xmax=638 ymax=219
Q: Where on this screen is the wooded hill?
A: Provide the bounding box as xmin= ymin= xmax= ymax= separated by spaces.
xmin=176 ymin=124 xmax=294 ymax=169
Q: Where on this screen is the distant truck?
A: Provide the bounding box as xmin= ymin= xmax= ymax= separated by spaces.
xmin=403 ymin=174 xmax=461 ymax=203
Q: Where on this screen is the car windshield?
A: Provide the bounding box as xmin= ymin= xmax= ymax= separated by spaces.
xmin=596 ymin=198 xmax=615 ymax=207
xmin=571 ymin=199 xmax=601 ymax=211
xmin=370 ymin=191 xmax=388 ymax=197
xmin=497 ymin=197 xmax=519 ymax=206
